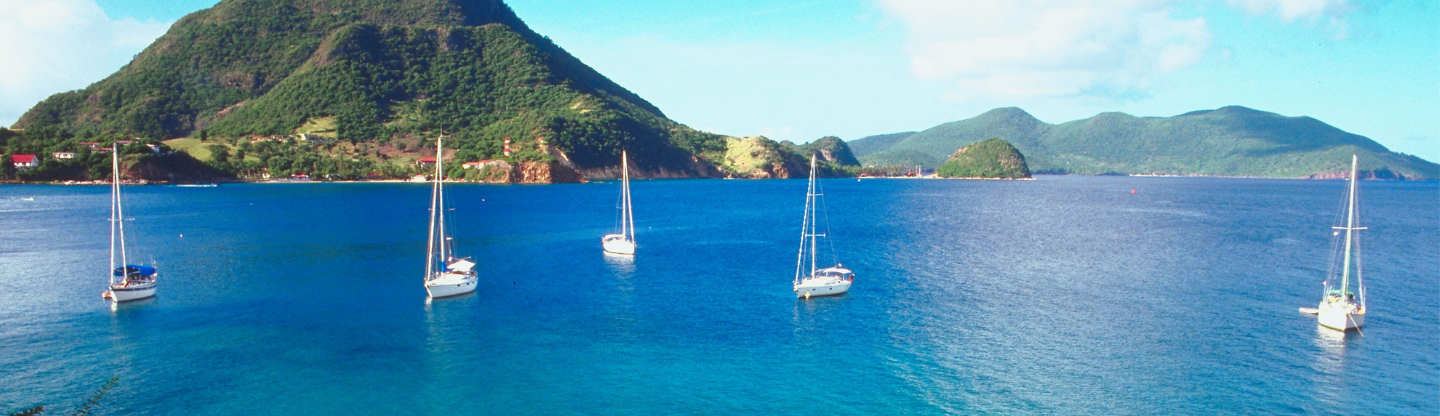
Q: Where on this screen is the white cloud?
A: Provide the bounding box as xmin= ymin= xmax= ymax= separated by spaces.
xmin=1226 ymin=0 xmax=1347 ymax=22
xmin=878 ymin=0 xmax=1357 ymax=101
xmin=0 ymin=0 xmax=170 ymax=126
xmin=1228 ymin=0 xmax=1351 ymax=39
xmin=879 ymin=0 xmax=1211 ymax=100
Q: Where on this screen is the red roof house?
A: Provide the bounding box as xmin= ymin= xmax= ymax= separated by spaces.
xmin=12 ymin=154 xmax=37 ymax=170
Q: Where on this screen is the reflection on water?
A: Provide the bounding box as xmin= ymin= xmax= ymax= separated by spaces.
xmin=601 ymin=252 xmax=637 ymax=335
xmin=108 ymin=298 xmax=151 ymax=411
xmin=790 ymin=294 xmax=848 ymax=339
xmin=109 ymin=296 xmax=157 ymax=313
xmin=424 ymin=290 xmax=476 ymax=308
xmin=1313 ymin=324 xmax=1355 ymax=353
xmin=1309 ymin=324 xmax=1359 ymax=412
xmin=602 ymin=252 xmax=635 ymax=278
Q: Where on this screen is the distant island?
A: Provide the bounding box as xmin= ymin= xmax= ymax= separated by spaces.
xmin=935 ymin=139 xmax=1031 ymax=179
xmin=853 ymin=106 xmax=1437 ymax=180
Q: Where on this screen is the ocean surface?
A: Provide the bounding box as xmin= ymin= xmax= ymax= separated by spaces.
xmin=1 ymin=176 xmax=1436 ymax=415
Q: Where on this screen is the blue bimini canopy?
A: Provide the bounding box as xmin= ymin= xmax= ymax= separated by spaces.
xmin=113 ymin=265 xmax=157 ymax=277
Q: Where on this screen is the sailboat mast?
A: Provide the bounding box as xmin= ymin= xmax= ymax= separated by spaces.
xmin=114 ymin=144 xmax=129 ymax=282
xmin=808 ymin=155 xmax=818 ymax=277
xmin=1338 ymin=154 xmax=1358 ymax=295
xmin=109 ymin=144 xmax=119 ymax=286
xmin=794 ymin=159 xmax=813 ymax=285
xmin=436 ymin=135 xmax=448 ymax=264
xmin=622 ymin=150 xmax=634 ymax=241
xmin=424 ymin=138 xmax=440 ymax=280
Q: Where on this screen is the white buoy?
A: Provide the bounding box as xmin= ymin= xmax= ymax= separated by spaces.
xmin=1299 ymin=307 xmax=1319 ymax=315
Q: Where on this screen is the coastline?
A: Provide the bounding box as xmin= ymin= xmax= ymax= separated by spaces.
xmin=2 ymin=173 xmax=1429 ymax=186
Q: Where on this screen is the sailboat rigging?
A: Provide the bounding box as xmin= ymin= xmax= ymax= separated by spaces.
xmin=1314 ymin=153 xmax=1368 ymax=331
xmin=793 ymin=154 xmax=853 ymax=298
xmin=423 ymin=134 xmax=478 ymax=299
xmin=602 ymin=150 xmax=637 ymax=255
xmin=105 ymin=143 xmax=157 ymax=303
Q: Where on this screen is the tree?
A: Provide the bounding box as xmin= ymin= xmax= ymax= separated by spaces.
xmin=208 ymin=144 xmax=231 ymax=162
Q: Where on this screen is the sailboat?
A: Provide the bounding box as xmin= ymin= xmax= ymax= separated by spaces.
xmin=793 ymin=154 xmax=853 ymax=299
xmin=105 ymin=144 xmax=157 ymax=303
xmin=602 ymin=150 xmax=636 ymax=255
xmin=1315 ymin=154 xmax=1368 ymax=331
xmin=423 ymin=135 xmax=478 ymax=299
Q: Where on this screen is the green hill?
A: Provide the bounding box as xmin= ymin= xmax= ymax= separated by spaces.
xmin=782 ymin=136 xmax=861 ymax=166
xmin=935 ymin=138 xmax=1031 ymax=179
xmin=852 ymin=106 xmax=1438 ymax=180
xmin=4 ymin=0 xmax=823 ymax=182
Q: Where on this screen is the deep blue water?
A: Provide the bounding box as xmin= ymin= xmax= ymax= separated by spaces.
xmin=1 ymin=176 xmax=1436 ymax=415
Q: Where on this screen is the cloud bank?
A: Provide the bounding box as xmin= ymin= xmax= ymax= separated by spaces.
xmin=0 ymin=0 xmax=170 ymax=126
xmin=878 ymin=0 xmax=1350 ymax=100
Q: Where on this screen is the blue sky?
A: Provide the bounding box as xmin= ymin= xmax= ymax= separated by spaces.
xmin=2 ymin=0 xmax=1435 ymax=161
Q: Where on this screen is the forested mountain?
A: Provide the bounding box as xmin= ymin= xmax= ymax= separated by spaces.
xmin=852 ymin=106 xmax=1438 ymax=180
xmin=5 ymin=0 xmax=841 ymax=182
xmin=846 ymin=131 xmax=913 ymax=159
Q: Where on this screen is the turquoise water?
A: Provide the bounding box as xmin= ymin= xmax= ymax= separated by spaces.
xmin=1 ymin=177 xmax=1436 ymax=414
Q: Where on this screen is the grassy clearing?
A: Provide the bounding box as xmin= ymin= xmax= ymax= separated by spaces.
xmin=164 ymin=138 xmax=213 ymax=160
xmin=295 ymin=116 xmax=338 ymax=138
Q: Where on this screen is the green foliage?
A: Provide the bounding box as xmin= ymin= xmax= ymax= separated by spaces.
xmin=853 ymin=106 xmax=1439 ymax=179
xmin=935 ymin=138 xmax=1031 ymax=179
xmin=6 ymin=405 xmax=43 ymax=416
xmin=5 ymin=377 xmax=117 ymax=416
xmin=847 ymin=131 xmax=914 ymax=158
xmin=1 ymin=153 xmax=13 ymax=180
xmin=70 ymin=377 xmax=119 ymax=416
xmin=208 ymin=144 xmax=231 ymax=162
xmin=9 ymin=0 xmax=724 ymax=180
xmin=207 ymin=139 xmax=415 ymax=180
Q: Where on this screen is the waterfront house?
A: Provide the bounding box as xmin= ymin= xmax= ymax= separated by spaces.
xmin=12 ymin=154 xmax=37 ymax=170
xmin=416 ymin=156 xmax=437 ymax=168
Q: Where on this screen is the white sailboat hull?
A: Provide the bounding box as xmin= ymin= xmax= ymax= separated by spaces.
xmin=109 ymin=281 xmax=157 ymax=303
xmin=602 ymin=236 xmax=636 ymax=255
xmin=426 ymin=272 xmax=478 ymax=299
xmin=794 ymin=277 xmax=851 ymax=298
xmin=1319 ymin=309 xmax=1364 ymax=331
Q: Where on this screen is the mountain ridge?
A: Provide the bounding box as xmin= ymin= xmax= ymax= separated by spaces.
xmin=852 ymin=106 xmax=1436 ymax=180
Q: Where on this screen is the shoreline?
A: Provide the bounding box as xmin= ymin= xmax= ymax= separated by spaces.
xmin=3 ymin=173 xmax=1427 ymax=186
